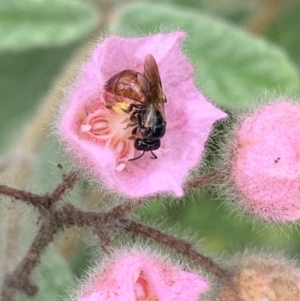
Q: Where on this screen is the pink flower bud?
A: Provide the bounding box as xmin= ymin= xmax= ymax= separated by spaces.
xmin=218 ymin=252 xmax=300 ymax=301
xmin=58 ymin=32 xmax=226 ymax=198
xmin=73 ymin=251 xmax=209 ymax=301
xmin=222 ymin=100 xmax=300 ymax=222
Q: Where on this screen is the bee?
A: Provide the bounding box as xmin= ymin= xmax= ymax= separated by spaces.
xmin=104 ymin=54 xmax=167 ymax=161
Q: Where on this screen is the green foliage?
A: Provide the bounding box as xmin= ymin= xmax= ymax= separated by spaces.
xmin=152 ymin=0 xmax=205 ymax=10
xmin=0 ymin=0 xmax=99 ymax=52
xmin=19 ymin=245 xmax=74 ymax=301
xmin=150 ymin=0 xmax=258 ymax=23
xmin=111 ymin=2 xmax=299 ymax=109
xmin=0 ymin=43 xmax=80 ymax=153
xmin=267 ymin=1 xmax=300 ymax=69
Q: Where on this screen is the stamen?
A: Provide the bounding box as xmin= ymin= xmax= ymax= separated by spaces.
xmin=133 ymin=271 xmax=157 ymax=301
xmin=81 ymin=124 xmax=92 ymax=132
xmin=91 ymin=118 xmax=109 ymax=135
xmin=78 ymin=94 xmax=136 ymax=164
xmin=115 ymin=163 xmax=126 ymax=172
xmin=110 ymin=138 xmax=130 ymax=160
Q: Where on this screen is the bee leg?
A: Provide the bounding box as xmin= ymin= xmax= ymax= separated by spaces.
xmin=123 ymin=112 xmax=139 ymax=130
xmin=123 ymin=104 xmax=143 ymax=113
xmin=150 ymin=151 xmax=157 ymax=159
xmin=128 ymin=122 xmax=138 ymax=127
xmin=123 ymin=114 xmax=138 ymax=129
xmin=123 ymin=122 xmax=137 ymax=130
xmin=129 ymin=151 xmax=146 ymax=161
xmin=131 ymin=127 xmax=138 ymax=136
xmin=130 ymin=114 xmax=138 ymax=122
xmin=127 ymin=127 xmax=138 ymax=140
xmin=122 ymin=104 xmax=133 ymax=113
xmin=131 ymin=104 xmax=145 ymax=110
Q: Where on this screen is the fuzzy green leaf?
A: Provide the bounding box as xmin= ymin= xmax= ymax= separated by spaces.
xmin=0 ymin=43 xmax=80 ymax=153
xmin=267 ymin=1 xmax=300 ymax=69
xmin=110 ymin=2 xmax=300 ymax=108
xmin=0 ymin=0 xmax=99 ymax=51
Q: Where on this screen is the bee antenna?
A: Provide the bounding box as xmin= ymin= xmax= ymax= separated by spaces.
xmin=129 ymin=151 xmax=146 ymax=161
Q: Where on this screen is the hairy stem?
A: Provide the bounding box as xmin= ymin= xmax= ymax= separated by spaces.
xmin=0 ymin=203 xmax=107 ymax=301
xmin=0 ymin=185 xmax=43 ymax=208
xmin=0 ymin=171 xmax=77 ymax=210
xmin=120 ymin=219 xmax=230 ymax=279
xmin=186 ymin=172 xmax=219 ymax=189
xmin=108 ymin=198 xmax=147 ymax=220
xmin=45 ymin=171 xmax=78 ymax=205
xmin=1 ymin=219 xmax=61 ymax=301
xmin=0 ymin=180 xmax=230 ymax=299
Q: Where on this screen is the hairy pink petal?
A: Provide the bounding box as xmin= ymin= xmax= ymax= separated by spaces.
xmin=59 ymin=32 xmax=226 ymax=198
xmin=76 ymin=253 xmax=209 ymax=301
xmin=231 ymin=101 xmax=300 ymax=221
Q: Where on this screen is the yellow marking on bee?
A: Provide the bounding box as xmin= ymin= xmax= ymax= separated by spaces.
xmin=110 ymin=102 xmax=131 ymax=114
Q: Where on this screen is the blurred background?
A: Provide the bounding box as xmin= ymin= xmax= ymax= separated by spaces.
xmin=1 ymin=0 xmax=300 ymax=300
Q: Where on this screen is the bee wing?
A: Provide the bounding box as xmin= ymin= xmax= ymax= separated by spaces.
xmin=143 ymin=101 xmax=166 ymax=128
xmin=143 ymin=54 xmax=167 ymax=105
xmin=104 ymin=70 xmax=148 ymax=103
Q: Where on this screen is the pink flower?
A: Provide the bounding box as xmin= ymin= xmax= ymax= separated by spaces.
xmin=59 ymin=31 xmax=226 ymax=198
xmin=225 ymin=100 xmax=300 ymax=222
xmin=74 ymin=251 xmax=209 ymax=301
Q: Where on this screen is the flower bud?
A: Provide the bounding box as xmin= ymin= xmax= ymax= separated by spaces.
xmin=220 ymin=100 xmax=300 ymax=222
xmin=71 ymin=249 xmax=209 ymax=301
xmin=218 ymin=252 xmax=300 ymax=301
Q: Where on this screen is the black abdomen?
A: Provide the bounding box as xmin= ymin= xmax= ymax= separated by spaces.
xmin=141 ymin=110 xmax=166 ymax=140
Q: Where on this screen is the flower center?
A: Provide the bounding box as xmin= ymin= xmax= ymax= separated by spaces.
xmin=78 ymin=93 xmax=136 ymax=164
xmin=133 ymin=271 xmax=158 ymax=301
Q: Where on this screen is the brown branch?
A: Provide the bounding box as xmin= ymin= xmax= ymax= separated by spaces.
xmin=1 ymin=197 xmax=230 ymax=300
xmin=0 ymin=185 xmax=45 ymax=209
xmin=107 ymin=198 xmax=146 ymax=220
xmin=120 ymin=219 xmax=230 ymax=280
xmin=1 ymin=218 xmax=62 ymax=301
xmin=93 ymin=228 xmax=112 ymax=254
xmin=57 ymin=204 xmax=106 ymax=228
xmin=1 ymin=176 xmax=230 ymax=300
xmin=0 ymin=172 xmax=77 ymax=210
xmin=44 ymin=171 xmax=78 ymax=206
xmin=245 ymin=0 xmax=291 ymax=35
xmin=186 ymin=172 xmax=219 ymax=189
xmin=0 ymin=174 xmax=79 ymax=301
xmin=0 ymin=204 xmax=108 ymax=301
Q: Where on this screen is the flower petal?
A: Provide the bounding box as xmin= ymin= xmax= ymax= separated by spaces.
xmin=59 ymin=32 xmax=226 ymax=198
xmin=74 ymin=252 xmax=209 ymax=301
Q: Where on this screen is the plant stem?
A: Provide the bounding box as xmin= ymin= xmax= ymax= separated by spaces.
xmin=245 ymin=0 xmax=290 ymax=34
xmin=186 ymin=172 xmax=219 ymax=188
xmin=120 ymin=219 xmax=230 ymax=279
xmin=1 ymin=219 xmax=61 ymax=301
xmin=0 ymin=171 xmax=77 ymax=210
xmin=0 ymin=175 xmax=231 ymax=299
